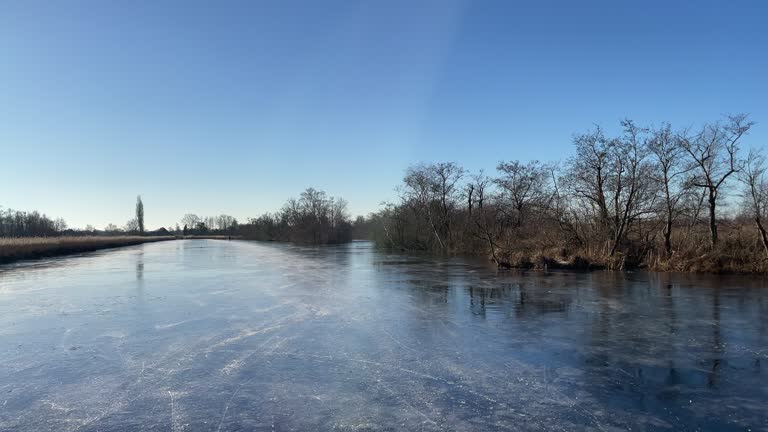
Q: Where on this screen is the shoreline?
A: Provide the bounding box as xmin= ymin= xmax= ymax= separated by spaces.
xmin=0 ymin=236 xmax=177 ymax=265
xmin=374 ymin=245 xmax=768 ymax=276
xmin=3 ymin=235 xmax=766 ymax=276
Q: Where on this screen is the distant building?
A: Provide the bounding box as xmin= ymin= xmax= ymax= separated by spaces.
xmin=151 ymin=227 xmax=170 ymax=236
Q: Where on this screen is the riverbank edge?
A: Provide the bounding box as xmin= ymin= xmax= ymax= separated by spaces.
xmin=498 ymin=251 xmax=768 ymax=274
xmin=376 ymin=245 xmax=768 ymax=275
xmin=0 ymin=236 xmax=177 ymax=265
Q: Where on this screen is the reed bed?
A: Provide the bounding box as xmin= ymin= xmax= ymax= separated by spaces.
xmin=0 ymin=236 xmax=176 ymax=264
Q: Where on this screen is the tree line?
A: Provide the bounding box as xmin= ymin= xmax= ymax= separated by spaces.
xmin=362 ymin=114 xmax=768 ymax=272
xmin=171 ymin=188 xmax=352 ymax=244
xmin=177 ymin=213 xmax=239 ymax=235
xmin=0 ymin=207 xmax=65 ymax=237
xmin=235 ymin=187 xmax=352 ymax=243
xmin=4 ymin=114 xmax=768 ymax=272
xmin=173 ymin=188 xmax=352 ymax=243
xmin=0 ymin=188 xmax=352 ymax=245
xmin=0 ymin=196 xmax=149 ymax=237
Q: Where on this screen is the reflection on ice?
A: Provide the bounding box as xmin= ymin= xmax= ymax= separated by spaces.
xmin=0 ymin=240 xmax=765 ymax=431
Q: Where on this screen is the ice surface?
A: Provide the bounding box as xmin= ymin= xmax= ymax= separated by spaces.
xmin=0 ymin=240 xmax=766 ymax=431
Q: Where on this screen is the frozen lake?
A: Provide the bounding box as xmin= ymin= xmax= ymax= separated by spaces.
xmin=0 ymin=239 xmax=766 ymax=431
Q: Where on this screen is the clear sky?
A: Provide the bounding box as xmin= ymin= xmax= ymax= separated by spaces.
xmin=1 ymin=0 xmax=766 ymax=229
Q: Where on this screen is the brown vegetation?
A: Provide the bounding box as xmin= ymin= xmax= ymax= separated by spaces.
xmin=0 ymin=236 xmax=175 ymax=264
xmin=363 ymin=115 xmax=768 ymax=274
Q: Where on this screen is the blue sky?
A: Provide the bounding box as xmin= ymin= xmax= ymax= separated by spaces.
xmin=1 ymin=0 xmax=766 ymax=229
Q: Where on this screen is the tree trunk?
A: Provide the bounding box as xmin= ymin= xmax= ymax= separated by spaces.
xmin=708 ymin=191 xmax=718 ymax=248
xmin=467 ymin=188 xmax=473 ymax=218
xmin=756 ymin=217 xmax=768 ymax=259
xmin=381 ymin=221 xmax=397 ymax=249
xmin=664 ymin=213 xmax=673 ymax=256
xmin=610 ymin=228 xmax=622 ymax=257
xmin=429 ymin=219 xmax=445 ymax=250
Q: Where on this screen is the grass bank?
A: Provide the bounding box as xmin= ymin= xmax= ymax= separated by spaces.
xmin=0 ymin=236 xmax=176 ymax=264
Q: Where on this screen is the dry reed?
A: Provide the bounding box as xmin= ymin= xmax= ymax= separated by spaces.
xmin=0 ymin=236 xmax=176 ymax=264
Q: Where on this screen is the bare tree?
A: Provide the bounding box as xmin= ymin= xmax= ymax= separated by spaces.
xmin=606 ymin=119 xmax=657 ymax=256
xmin=559 ymin=121 xmax=660 ymax=258
xmin=204 ymin=216 xmax=216 ymax=231
xmin=550 ymin=165 xmax=584 ymax=248
xmin=431 ymin=162 xmax=465 ymax=247
xmin=53 ymin=217 xmax=68 ymax=232
xmin=647 ymin=123 xmax=690 ymax=255
xmin=468 ymin=171 xmax=503 ymax=262
xmin=740 ymin=149 xmax=768 ymax=258
xmin=215 ymin=215 xmax=238 ymax=231
xmin=495 ymin=160 xmax=550 ymax=229
xmin=402 ymin=164 xmax=445 ymax=249
xmin=125 ymin=218 xmax=139 ymax=233
xmin=275 ymin=188 xmax=351 ymax=243
xmin=376 ymin=202 xmax=408 ymax=248
xmin=565 ymin=127 xmax=612 ymax=236
xmin=0 ymin=207 xmax=58 ymax=237
xmin=181 ymin=214 xmax=201 ymax=231
xmin=681 ymin=114 xmax=752 ymax=247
